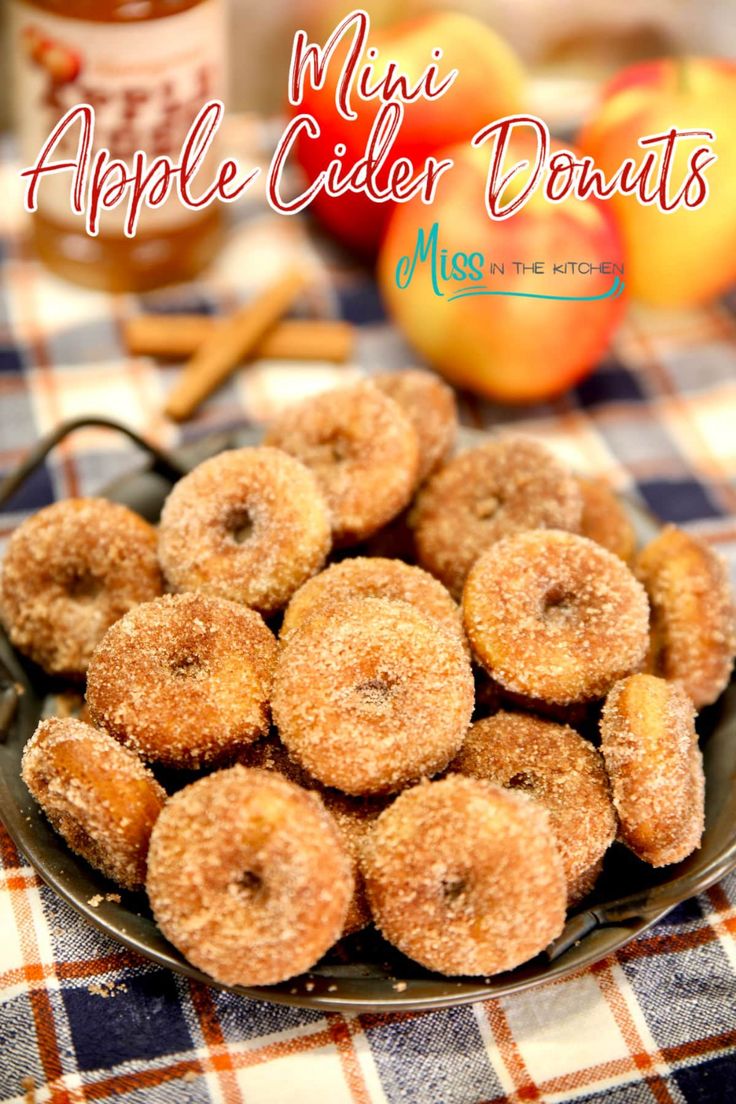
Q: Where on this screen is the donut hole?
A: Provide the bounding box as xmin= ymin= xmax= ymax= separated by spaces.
xmin=67 ymin=570 xmax=104 ymax=604
xmin=441 ymin=874 xmax=469 ymax=910
xmin=474 ymin=494 xmax=502 ymax=521
xmin=507 ymin=770 xmax=537 ymax=794
xmin=311 ymin=431 xmax=356 ymax=469
xmin=354 ymin=676 xmax=397 ymax=708
xmin=541 ymin=585 xmax=577 ymax=622
xmin=168 ymin=650 xmax=205 ymax=679
xmin=225 ymin=509 xmax=255 ymax=545
xmin=233 ymin=869 xmax=265 ymax=901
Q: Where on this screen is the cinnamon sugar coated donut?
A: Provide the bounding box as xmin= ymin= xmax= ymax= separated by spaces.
xmin=272 ymin=597 xmax=474 ymax=794
xmin=280 ymin=557 xmax=467 ymax=653
xmin=568 ymin=859 xmax=605 ymax=907
xmin=463 ymin=530 xmax=650 ymax=704
xmin=577 ymin=476 xmax=636 ymax=563
xmin=237 ymin=733 xmax=387 ymax=933
xmin=362 ymin=776 xmax=566 ymax=975
xmin=320 ymin=789 xmax=386 ymax=934
xmin=157 ymin=447 xmax=331 ymax=615
xmin=411 ymin=436 xmax=582 ymax=597
xmin=374 ymin=369 xmax=457 ymax=482
xmin=146 ymin=767 xmax=354 ymax=987
xmin=265 ymin=382 xmax=420 ymax=545
xmin=600 ymin=675 xmax=704 ymax=867
xmin=635 ymin=525 xmax=736 ymax=709
xmin=86 ymin=593 xmax=278 ymax=768
xmin=0 ymin=498 xmax=163 ymax=676
xmin=22 ymin=718 xmax=165 ymax=890
xmin=450 ymin=712 xmax=616 ymax=904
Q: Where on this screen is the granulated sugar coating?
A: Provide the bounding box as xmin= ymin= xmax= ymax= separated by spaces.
xmin=238 ymin=733 xmax=389 ymax=934
xmin=410 ymin=436 xmax=583 ymax=597
xmin=362 ymin=775 xmax=567 ymax=976
xmin=272 ymin=597 xmax=475 ymax=795
xmin=577 ymin=476 xmax=636 ymax=564
xmin=146 ymin=766 xmax=354 ymax=987
xmin=280 ymin=556 xmax=467 ymax=654
xmin=22 ymin=717 xmax=165 ymax=891
xmin=463 ymin=530 xmax=650 ymax=705
xmin=157 ymin=447 xmax=331 ymax=615
xmin=636 ymin=525 xmax=736 ymax=709
xmin=86 ymin=593 xmax=278 ymax=769
xmin=0 ymin=498 xmax=163 ymax=677
xmin=450 ymin=711 xmax=616 ymax=904
xmin=374 ymin=369 xmax=457 ymax=483
xmin=264 ymin=382 xmax=420 ymax=545
xmin=600 ymin=674 xmax=704 ymax=867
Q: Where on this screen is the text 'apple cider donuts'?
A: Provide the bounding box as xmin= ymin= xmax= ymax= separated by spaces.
xmin=265 ymin=381 xmax=420 ymax=545
xmin=463 ymin=529 xmax=650 ymax=705
xmin=411 ymin=436 xmax=583 ymax=597
xmin=22 ymin=718 xmax=165 ymax=891
xmin=362 ymin=775 xmax=567 ymax=976
xmin=86 ymin=592 xmax=278 ymax=769
xmin=272 ymin=596 xmax=474 ymax=795
xmin=600 ymin=674 xmax=705 ymax=867
xmin=157 ymin=446 xmax=331 ymax=615
xmin=146 ymin=766 xmax=354 ymax=987
xmin=0 ymin=497 xmax=163 ymax=677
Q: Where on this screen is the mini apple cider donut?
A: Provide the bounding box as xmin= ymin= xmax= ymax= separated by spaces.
xmin=237 ymin=733 xmax=386 ymax=933
xmin=272 ymin=597 xmax=474 ymax=795
xmin=411 ymin=436 xmax=582 ymax=597
xmin=0 ymin=498 xmax=163 ymax=677
xmin=568 ymin=859 xmax=605 ymax=907
xmin=635 ymin=525 xmax=736 ymax=709
xmin=450 ymin=712 xmax=616 ymax=904
xmin=362 ymin=775 xmax=566 ymax=976
xmin=600 ymin=674 xmax=704 ymax=867
xmin=374 ymin=369 xmax=457 ymax=483
xmin=320 ymin=789 xmax=386 ymax=935
xmin=463 ymin=530 xmax=650 ymax=705
xmin=158 ymin=447 xmax=331 ymax=615
xmin=146 ymin=766 xmax=354 ymax=987
xmin=280 ymin=556 xmax=467 ymax=653
xmin=264 ymin=382 xmax=420 ymax=545
xmin=22 ymin=717 xmax=165 ymax=891
xmin=86 ymin=593 xmax=278 ymax=769
xmin=577 ymin=476 xmax=636 ymax=563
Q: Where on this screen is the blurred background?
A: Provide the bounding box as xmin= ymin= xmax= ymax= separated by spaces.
xmin=1 ymin=0 xmax=734 ymax=413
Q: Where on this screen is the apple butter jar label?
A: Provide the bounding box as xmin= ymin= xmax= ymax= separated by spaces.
xmin=10 ymin=0 xmax=226 ymax=233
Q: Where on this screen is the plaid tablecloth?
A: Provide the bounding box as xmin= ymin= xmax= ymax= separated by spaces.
xmin=1 ymin=120 xmax=736 ymax=1103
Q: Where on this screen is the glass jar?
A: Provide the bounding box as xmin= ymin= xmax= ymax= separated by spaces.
xmin=11 ymin=0 xmax=226 ymax=291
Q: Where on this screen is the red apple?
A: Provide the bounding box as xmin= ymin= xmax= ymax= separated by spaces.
xmin=578 ymin=58 xmax=736 ymax=307
xmin=292 ymin=12 xmax=524 ymax=257
xmin=378 ymin=144 xmax=625 ymax=404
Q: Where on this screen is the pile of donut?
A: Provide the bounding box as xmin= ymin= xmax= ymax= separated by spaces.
xmin=2 ymin=372 xmax=735 ymax=987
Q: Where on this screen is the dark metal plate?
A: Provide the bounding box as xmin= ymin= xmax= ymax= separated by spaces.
xmin=0 ymin=420 xmax=734 ymax=1012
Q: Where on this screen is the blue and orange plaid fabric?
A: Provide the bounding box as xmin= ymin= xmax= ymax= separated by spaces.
xmin=1 ymin=121 xmax=736 ymax=1103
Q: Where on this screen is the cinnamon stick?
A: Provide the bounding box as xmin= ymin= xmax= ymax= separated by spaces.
xmin=125 ymin=315 xmax=353 ymax=363
xmin=164 ymin=269 xmax=308 ymax=422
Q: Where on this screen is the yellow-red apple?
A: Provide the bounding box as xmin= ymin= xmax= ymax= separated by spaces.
xmin=578 ymin=58 xmax=736 ymax=307
xmin=378 ymin=145 xmax=625 ymax=404
xmin=292 ymin=12 xmax=524 ymax=256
